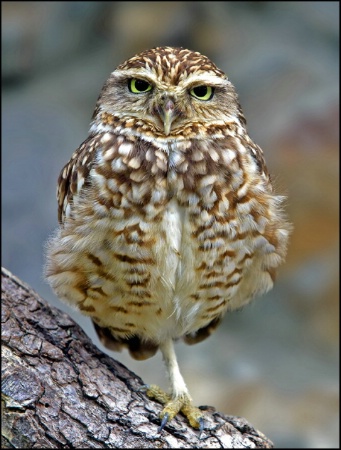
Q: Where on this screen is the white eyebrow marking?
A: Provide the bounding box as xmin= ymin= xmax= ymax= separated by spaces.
xmin=182 ymin=73 xmax=228 ymax=87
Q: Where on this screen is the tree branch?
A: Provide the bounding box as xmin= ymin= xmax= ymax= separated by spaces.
xmin=1 ymin=267 xmax=273 ymax=448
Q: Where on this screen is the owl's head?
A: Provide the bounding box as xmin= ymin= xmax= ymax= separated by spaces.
xmin=92 ymin=47 xmax=244 ymax=138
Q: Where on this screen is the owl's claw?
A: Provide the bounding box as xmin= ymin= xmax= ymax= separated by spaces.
xmin=145 ymin=384 xmax=205 ymax=435
xmin=137 ymin=384 xmax=150 ymax=392
xmin=198 ymin=417 xmax=205 ymax=439
xmin=158 ymin=412 xmax=170 ymax=433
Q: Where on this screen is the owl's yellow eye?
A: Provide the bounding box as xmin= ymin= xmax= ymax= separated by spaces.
xmin=189 ymin=85 xmax=214 ymax=101
xmin=129 ymin=79 xmax=152 ymax=93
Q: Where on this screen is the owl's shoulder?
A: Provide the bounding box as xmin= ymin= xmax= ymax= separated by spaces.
xmin=57 ymin=133 xmax=111 ymax=224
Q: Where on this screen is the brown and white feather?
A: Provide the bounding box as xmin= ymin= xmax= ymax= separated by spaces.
xmin=45 ymin=47 xmax=290 ymax=407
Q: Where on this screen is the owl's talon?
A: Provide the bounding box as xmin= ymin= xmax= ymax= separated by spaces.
xmin=145 ymin=383 xmax=206 ymax=433
xmin=158 ymin=413 xmax=170 ymax=433
xmin=137 ymin=384 xmax=150 ymax=392
xmin=198 ymin=417 xmax=205 ymax=439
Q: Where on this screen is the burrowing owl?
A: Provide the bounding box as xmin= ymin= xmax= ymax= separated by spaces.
xmin=45 ymin=46 xmax=290 ymax=432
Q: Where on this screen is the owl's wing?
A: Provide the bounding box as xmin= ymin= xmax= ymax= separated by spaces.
xmin=57 ymin=135 xmax=100 ymax=224
xmin=247 ymin=141 xmax=272 ymax=185
xmin=56 ymin=134 xmax=161 ymax=359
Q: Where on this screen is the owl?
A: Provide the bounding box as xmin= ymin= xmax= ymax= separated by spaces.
xmin=45 ymin=46 xmax=290 ymax=433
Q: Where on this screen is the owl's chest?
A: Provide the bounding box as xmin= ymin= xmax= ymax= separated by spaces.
xmin=83 ymin=137 xmax=265 ymax=335
xmin=138 ymin=198 xmax=218 ymax=336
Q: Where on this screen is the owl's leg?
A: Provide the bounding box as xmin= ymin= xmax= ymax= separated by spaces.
xmin=146 ymin=338 xmax=204 ymax=431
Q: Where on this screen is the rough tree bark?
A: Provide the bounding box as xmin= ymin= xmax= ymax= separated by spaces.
xmin=1 ymin=267 xmax=274 ymax=449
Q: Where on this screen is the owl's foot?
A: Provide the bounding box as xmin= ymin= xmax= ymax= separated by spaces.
xmin=146 ymin=384 xmax=205 ymax=433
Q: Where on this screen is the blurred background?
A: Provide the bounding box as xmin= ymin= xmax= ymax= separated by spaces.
xmin=2 ymin=2 xmax=339 ymax=448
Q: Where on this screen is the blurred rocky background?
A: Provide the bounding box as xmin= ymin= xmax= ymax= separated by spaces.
xmin=2 ymin=2 xmax=339 ymax=448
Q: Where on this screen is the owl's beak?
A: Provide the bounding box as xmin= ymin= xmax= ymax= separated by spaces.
xmin=161 ymin=99 xmax=176 ymax=136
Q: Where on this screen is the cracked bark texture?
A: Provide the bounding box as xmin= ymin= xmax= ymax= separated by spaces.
xmin=1 ymin=267 xmax=274 ymax=449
